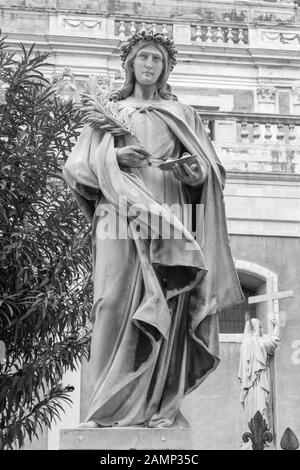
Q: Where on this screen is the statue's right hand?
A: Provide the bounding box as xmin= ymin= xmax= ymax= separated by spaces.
xmin=116 ymin=146 xmax=151 ymax=168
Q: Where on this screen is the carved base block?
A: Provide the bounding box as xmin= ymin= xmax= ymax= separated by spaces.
xmin=59 ymin=413 xmax=192 ymax=450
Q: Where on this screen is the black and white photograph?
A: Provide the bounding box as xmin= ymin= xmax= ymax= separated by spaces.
xmin=0 ymin=0 xmax=299 ymax=453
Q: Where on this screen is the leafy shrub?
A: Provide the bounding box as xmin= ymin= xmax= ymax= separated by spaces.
xmin=0 ymin=38 xmax=92 ymax=449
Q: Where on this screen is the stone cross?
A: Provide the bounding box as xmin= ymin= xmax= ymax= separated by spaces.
xmin=248 ymin=277 xmax=293 ymax=318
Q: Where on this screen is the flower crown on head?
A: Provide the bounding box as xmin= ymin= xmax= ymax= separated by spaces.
xmin=120 ymin=30 xmax=178 ymax=71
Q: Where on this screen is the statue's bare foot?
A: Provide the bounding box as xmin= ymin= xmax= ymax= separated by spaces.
xmin=148 ymin=418 xmax=173 ymax=428
xmin=78 ymin=421 xmax=99 ymax=428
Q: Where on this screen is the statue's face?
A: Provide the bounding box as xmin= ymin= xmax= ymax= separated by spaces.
xmin=132 ymin=44 xmax=164 ymax=86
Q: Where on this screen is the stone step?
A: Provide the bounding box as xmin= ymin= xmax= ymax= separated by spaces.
xmin=59 ymin=412 xmax=192 ymax=450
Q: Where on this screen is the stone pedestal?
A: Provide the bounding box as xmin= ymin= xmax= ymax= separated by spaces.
xmin=59 ymin=413 xmax=193 ymax=450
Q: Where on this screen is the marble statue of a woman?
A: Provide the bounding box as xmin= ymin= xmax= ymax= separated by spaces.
xmin=63 ymin=30 xmax=244 ymax=428
xmin=238 ymin=316 xmax=280 ymax=432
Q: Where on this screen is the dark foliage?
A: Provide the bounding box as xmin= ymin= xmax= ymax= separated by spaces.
xmin=0 ymin=38 xmax=93 ymax=449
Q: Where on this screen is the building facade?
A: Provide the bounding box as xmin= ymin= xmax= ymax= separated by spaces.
xmin=1 ymin=0 xmax=300 ymax=450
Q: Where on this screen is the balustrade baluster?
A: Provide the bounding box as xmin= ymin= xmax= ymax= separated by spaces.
xmin=241 ymin=121 xmax=249 ymax=142
xmin=151 ymin=24 xmax=157 ymax=34
xmin=162 ymin=24 xmax=168 ymax=35
xmin=238 ymin=28 xmax=244 ymax=44
xmin=227 ymin=27 xmax=234 ymax=45
xmin=140 ymin=22 xmax=147 ymax=32
xmin=195 ymin=25 xmax=202 ymax=43
xmin=118 ymin=20 xmax=126 ymax=39
xmin=288 ymin=123 xmax=296 ymax=141
xmin=216 ymin=27 xmax=224 ymax=43
xmin=206 ymin=26 xmax=213 ymax=43
xmin=276 ymin=123 xmax=285 ymax=141
xmin=253 ymin=122 xmax=261 ymax=141
xmin=212 ymin=27 xmax=218 ymax=43
xmin=264 ymin=123 xmax=272 ymax=141
xmin=130 ymin=21 xmax=136 ymax=36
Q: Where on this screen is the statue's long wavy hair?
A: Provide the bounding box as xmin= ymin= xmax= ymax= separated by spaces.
xmin=109 ymin=40 xmax=174 ymax=102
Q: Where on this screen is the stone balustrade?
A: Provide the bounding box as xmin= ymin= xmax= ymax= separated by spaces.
xmin=199 ymin=111 xmax=300 ymax=173
xmin=200 ymin=111 xmax=300 ymax=143
xmin=191 ymin=25 xmax=248 ymax=45
xmin=114 ymin=19 xmax=249 ymax=45
xmin=115 ymin=20 xmax=173 ymax=39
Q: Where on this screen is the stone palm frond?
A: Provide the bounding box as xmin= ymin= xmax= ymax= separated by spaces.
xmin=80 ymin=81 xmax=139 ymax=142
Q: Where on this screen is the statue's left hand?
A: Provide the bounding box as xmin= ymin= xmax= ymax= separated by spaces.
xmin=173 ymin=161 xmax=205 ymax=187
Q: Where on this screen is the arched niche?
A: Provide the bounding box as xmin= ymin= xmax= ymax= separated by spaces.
xmin=220 ymin=260 xmax=279 ymax=342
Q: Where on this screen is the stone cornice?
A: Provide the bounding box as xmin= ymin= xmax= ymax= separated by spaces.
xmin=227 ymin=170 xmax=300 ymax=182
xmin=196 ymin=110 xmax=300 ymax=123
xmin=0 ymin=3 xmax=299 ymax=28
xmin=0 ymin=1 xmax=298 ymax=20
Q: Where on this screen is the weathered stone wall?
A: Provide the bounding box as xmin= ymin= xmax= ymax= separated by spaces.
xmin=0 ymin=0 xmax=298 ymax=23
xmin=182 ymin=341 xmax=244 ymax=450
xmin=230 ymin=235 xmax=300 ymax=447
xmin=182 ymin=234 xmax=300 ymax=449
xmin=0 ymin=7 xmax=50 ymax=33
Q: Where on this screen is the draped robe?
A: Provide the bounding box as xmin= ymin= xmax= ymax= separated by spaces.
xmin=238 ymin=319 xmax=280 ymax=431
xmin=63 ymin=98 xmax=244 ymax=427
